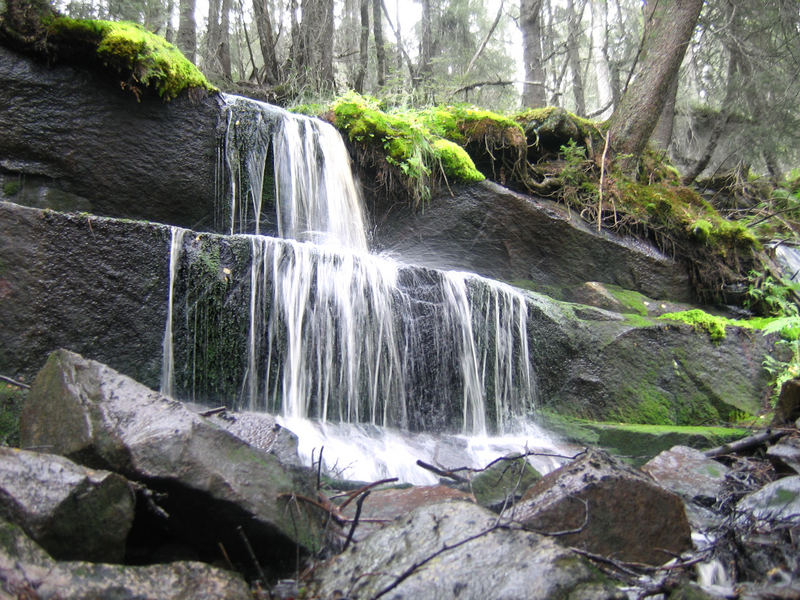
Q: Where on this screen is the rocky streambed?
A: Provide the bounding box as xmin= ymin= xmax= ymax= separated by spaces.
xmin=1 ymin=349 xmax=798 ymax=599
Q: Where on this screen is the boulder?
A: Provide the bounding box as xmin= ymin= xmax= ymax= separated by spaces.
xmin=503 ymin=449 xmax=692 ymax=565
xmin=204 ymin=409 xmax=303 ymax=468
xmin=0 ymin=517 xmax=252 ymax=600
xmin=368 ymin=180 xmax=692 ymax=303
xmin=20 ymin=349 xmax=327 ymax=575
xmin=338 ymin=485 xmax=474 ymax=541
xmin=736 ymin=475 xmax=800 ymax=524
xmin=641 ymin=446 xmax=729 ymax=502
xmin=469 ymin=455 xmax=541 ymax=511
xmin=767 ymin=437 xmax=800 ymax=475
xmin=0 ymin=447 xmax=134 ymax=563
xmin=0 ymin=45 xmax=220 ymax=229
xmin=309 ymin=501 xmax=625 ymax=600
xmin=772 ymin=379 xmax=800 ymax=426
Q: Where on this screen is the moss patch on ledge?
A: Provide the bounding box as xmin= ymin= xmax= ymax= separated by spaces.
xmin=540 ymin=412 xmax=748 ymax=464
xmin=45 ymin=17 xmax=215 ymax=100
xmin=326 ymin=92 xmax=484 ymax=205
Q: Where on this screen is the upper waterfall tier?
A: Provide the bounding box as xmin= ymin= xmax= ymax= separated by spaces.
xmin=218 ymin=94 xmax=368 ymax=251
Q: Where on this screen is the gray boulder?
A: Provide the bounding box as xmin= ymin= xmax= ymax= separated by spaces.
xmin=0 ymin=517 xmax=251 ymax=600
xmin=20 ymin=349 xmax=328 ymax=574
xmin=504 ymin=449 xmax=692 ymax=566
xmin=641 ymin=445 xmax=729 ymax=502
xmin=767 ymin=437 xmax=800 ymax=475
xmin=737 ymin=475 xmax=800 ymax=524
xmin=309 ymin=500 xmax=624 ymax=600
xmin=0 ymin=447 xmax=134 ymax=563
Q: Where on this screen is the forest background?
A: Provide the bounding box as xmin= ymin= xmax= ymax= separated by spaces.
xmin=47 ymin=0 xmax=800 ymax=183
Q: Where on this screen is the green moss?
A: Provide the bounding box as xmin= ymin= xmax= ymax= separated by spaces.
xmin=0 ymin=384 xmax=26 ymax=447
xmin=432 ymin=139 xmax=483 ymax=182
xmin=604 ymin=285 xmax=651 ymax=316
xmin=470 ymin=456 xmax=541 ymax=509
xmin=421 ymin=105 xmax=526 ymax=149
xmin=330 ymin=92 xmax=486 ymax=205
xmin=45 ymin=17 xmax=214 ymax=100
xmin=2 ymin=181 xmax=20 ymax=196
xmin=660 ymin=309 xmax=730 ymax=341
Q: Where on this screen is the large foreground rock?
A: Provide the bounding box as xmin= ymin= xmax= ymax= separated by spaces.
xmin=0 ymin=447 xmax=134 ymax=563
xmin=20 ymin=349 xmax=327 ymax=574
xmin=641 ymin=446 xmax=729 ymax=503
xmin=504 ymin=449 xmax=692 ymax=565
xmin=0 ymin=45 xmax=220 ymax=229
xmin=309 ymin=501 xmax=624 ymax=600
xmin=0 ymin=518 xmax=251 ymax=600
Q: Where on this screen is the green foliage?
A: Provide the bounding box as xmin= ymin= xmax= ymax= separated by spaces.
xmin=45 ymin=17 xmax=214 ymax=100
xmin=2 ymin=181 xmax=20 ymax=196
xmin=658 ymin=308 xmax=770 ymax=341
xmin=746 ymin=273 xmax=800 ymax=317
xmin=0 ymin=384 xmax=25 ymax=447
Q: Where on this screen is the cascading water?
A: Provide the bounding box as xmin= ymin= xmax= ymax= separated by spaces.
xmin=161 ymin=93 xmax=561 ymax=481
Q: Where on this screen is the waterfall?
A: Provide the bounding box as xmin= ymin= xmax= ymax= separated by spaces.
xmin=160 ymin=226 xmax=186 ymax=398
xmin=218 ymin=94 xmax=368 ymax=249
xmin=162 ymin=93 xmax=541 ymax=449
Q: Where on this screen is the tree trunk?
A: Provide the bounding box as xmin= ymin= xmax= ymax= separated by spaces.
xmin=607 ymin=0 xmax=703 ymax=158
xmin=651 ymin=69 xmax=679 ymax=150
xmin=372 ymin=0 xmax=386 ymax=87
xmin=0 ymin=0 xmax=53 ymax=45
xmin=177 ymin=0 xmax=196 ymax=64
xmin=355 ymin=0 xmax=370 ymax=92
xmin=164 ymin=0 xmax=176 ymax=43
xmin=566 ymin=0 xmax=586 ymax=115
xmin=218 ymin=0 xmax=232 ymax=80
xmin=253 ymin=0 xmax=279 ymax=83
xmin=418 ymin=0 xmax=433 ymax=86
xmin=590 ymin=0 xmax=613 ymax=118
xmin=520 ymin=0 xmax=546 ymax=107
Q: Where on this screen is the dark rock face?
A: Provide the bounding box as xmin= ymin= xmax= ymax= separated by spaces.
xmin=504 ymin=449 xmax=692 ymax=566
xmin=309 ymin=501 xmax=625 ymax=600
xmin=367 ymin=181 xmax=693 ymax=303
xmin=0 ymin=202 xmax=170 ymax=387
xmin=0 ymin=517 xmax=252 ymax=600
xmin=0 ymin=202 xmax=773 ymax=426
xmin=20 ymin=349 xmax=328 ymax=574
xmin=0 ymin=45 xmax=221 ymax=229
xmin=0 ymin=447 xmax=135 ymax=562
xmin=773 ymin=378 xmax=800 ymax=426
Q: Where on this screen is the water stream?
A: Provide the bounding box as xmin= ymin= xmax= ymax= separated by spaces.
xmin=161 ymin=93 xmax=563 ymax=482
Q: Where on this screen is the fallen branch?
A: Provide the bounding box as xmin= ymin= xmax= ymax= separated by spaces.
xmin=415 ymin=460 xmax=469 ymax=483
xmin=237 ymin=525 xmax=267 ymax=584
xmin=343 ymin=490 xmax=370 ymax=551
xmin=704 ymin=430 xmax=789 ymax=458
xmin=198 ymin=406 xmax=226 ymax=417
xmin=335 ymin=478 xmax=399 ymax=509
xmin=0 ymin=374 xmax=30 ymax=389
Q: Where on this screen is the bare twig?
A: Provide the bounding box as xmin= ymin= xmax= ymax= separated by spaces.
xmin=0 ymin=375 xmax=30 ymax=389
xmin=316 ymin=446 xmax=324 ymax=490
xmin=517 ymin=496 xmax=590 ymax=537
xmin=335 ymin=478 xmax=399 ymax=509
xmin=237 ymin=525 xmax=266 ymax=584
xmin=415 ymin=460 xmax=469 ymax=483
xmin=199 ymin=406 xmax=226 ymax=417
xmin=343 ymin=490 xmax=370 ymax=551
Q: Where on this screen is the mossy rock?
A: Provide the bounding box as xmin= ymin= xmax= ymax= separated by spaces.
xmin=470 ymin=455 xmax=541 ymax=511
xmin=540 ymin=413 xmax=747 ymax=465
xmin=16 ymin=16 xmax=215 ymax=100
xmin=328 ymin=92 xmax=483 ymax=205
xmin=515 ymin=106 xmax=600 ymax=160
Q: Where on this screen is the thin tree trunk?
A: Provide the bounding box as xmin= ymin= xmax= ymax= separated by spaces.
xmin=607 ymin=0 xmax=703 ymax=158
xmin=566 ymin=0 xmax=586 ymax=115
xmin=591 ymin=0 xmax=613 ymax=118
xmin=253 ymin=0 xmax=279 ymax=84
xmin=355 ymin=0 xmax=370 ymax=92
xmin=218 ymin=0 xmax=232 ymax=80
xmin=205 ymin=0 xmax=221 ymax=71
xmin=465 ymin=0 xmax=503 ymax=76
xmin=418 ymin=0 xmax=433 ymax=86
xmin=521 ymin=0 xmax=546 ymax=107
xmin=177 ymin=0 xmax=196 ymax=64
xmin=372 ymin=0 xmax=386 ymax=87
xmin=165 ymin=0 xmax=176 ymax=43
